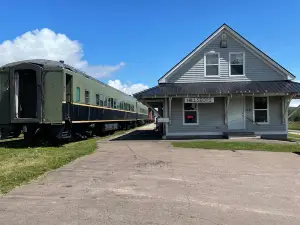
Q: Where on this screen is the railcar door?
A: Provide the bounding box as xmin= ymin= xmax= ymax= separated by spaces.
xmin=64 ymin=73 xmax=73 ymax=120
xmin=10 ymin=63 xmax=42 ymax=123
xmin=0 ymin=71 xmax=10 ymax=125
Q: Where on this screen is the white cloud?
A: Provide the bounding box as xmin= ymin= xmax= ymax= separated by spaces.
xmin=0 ymin=28 xmax=124 ymax=78
xmin=108 ymin=79 xmax=149 ymax=95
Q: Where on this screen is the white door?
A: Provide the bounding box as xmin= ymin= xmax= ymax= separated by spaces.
xmin=228 ymin=96 xmax=245 ymax=130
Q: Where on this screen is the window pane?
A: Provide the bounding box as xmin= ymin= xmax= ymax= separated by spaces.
xmin=184 ymin=103 xmax=197 ymax=110
xmin=184 ymin=111 xmax=197 ymax=124
xmin=110 ymin=98 xmax=114 ymax=108
xmin=206 ymin=54 xmax=218 ymax=64
xmin=99 ymin=95 xmax=103 ymax=106
xmin=255 ymin=110 xmax=268 ymax=123
xmin=104 ymin=97 xmax=107 ymax=106
xmin=85 ymin=90 xmax=90 ymax=104
xmin=76 ymin=87 xmax=80 ymax=102
xmin=231 ymin=65 xmax=243 ymax=75
xmin=254 ymin=97 xmax=268 ymax=109
xmin=231 ymin=53 xmax=243 ymax=65
xmin=96 ymin=94 xmax=100 ymax=105
xmin=206 ymin=65 xmax=218 ymax=76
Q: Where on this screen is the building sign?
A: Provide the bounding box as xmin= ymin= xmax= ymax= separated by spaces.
xmin=157 ymin=118 xmax=170 ymax=123
xmin=184 ymin=97 xmax=214 ymax=104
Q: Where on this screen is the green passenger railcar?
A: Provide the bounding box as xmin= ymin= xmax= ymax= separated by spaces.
xmin=0 ymin=59 xmax=151 ymax=142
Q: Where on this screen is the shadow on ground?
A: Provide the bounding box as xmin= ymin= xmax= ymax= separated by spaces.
xmin=0 ymin=139 xmax=26 ymax=149
xmin=111 ymin=129 xmax=162 ymax=141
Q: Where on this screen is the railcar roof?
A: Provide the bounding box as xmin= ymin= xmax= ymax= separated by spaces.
xmin=0 ymin=59 xmax=136 ymax=100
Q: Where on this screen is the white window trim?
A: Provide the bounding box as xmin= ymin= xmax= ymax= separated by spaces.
xmin=252 ymin=96 xmax=269 ymax=125
xmin=229 ymin=52 xmax=245 ymax=77
xmin=182 ymin=100 xmax=199 ymax=125
xmin=204 ymin=52 xmax=220 ymax=77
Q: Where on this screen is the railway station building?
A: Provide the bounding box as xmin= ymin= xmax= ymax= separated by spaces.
xmin=134 ymin=24 xmax=300 ymax=140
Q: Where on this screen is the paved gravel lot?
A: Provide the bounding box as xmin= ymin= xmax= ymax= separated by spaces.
xmin=1 ymin=126 xmax=300 ymax=224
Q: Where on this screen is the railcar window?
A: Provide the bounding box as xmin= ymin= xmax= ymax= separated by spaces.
xmin=111 ymin=98 xmax=114 ymax=108
xmin=96 ymin=94 xmax=100 ymax=106
xmin=76 ymin=87 xmax=80 ymax=102
xmin=85 ymin=90 xmax=90 ymax=104
xmin=140 ymin=108 xmax=147 ymax=114
xmin=104 ymin=96 xmax=108 ymax=107
xmin=100 ymin=95 xmax=104 ymax=106
xmin=108 ymin=98 xmax=112 ymax=108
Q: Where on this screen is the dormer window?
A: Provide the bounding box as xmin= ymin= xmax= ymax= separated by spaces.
xmin=229 ymin=52 xmax=245 ymax=76
xmin=204 ymin=52 xmax=220 ymax=77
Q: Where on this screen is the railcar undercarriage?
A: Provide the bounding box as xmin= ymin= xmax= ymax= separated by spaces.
xmin=15 ymin=120 xmax=152 ymax=145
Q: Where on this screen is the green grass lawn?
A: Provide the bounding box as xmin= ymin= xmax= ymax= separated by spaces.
xmin=0 ymin=129 xmax=130 ymax=194
xmin=288 ymin=122 xmax=300 ymax=130
xmin=0 ymin=138 xmax=97 ymax=194
xmin=288 ymin=133 xmax=300 ymax=140
xmin=172 ymin=140 xmax=300 ymax=152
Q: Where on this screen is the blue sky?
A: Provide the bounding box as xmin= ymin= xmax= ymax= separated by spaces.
xmin=0 ymin=0 xmax=300 ymax=96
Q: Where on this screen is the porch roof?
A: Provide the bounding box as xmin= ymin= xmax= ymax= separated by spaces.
xmin=134 ymin=81 xmax=300 ymax=99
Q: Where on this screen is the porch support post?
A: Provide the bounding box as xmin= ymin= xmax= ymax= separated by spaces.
xmin=281 ymin=97 xmax=285 ymax=124
xmin=283 ymin=96 xmax=293 ymax=123
xmin=225 ymin=97 xmax=230 ymax=125
xmin=163 ymin=97 xmax=168 ymax=137
xmin=168 ymin=97 xmax=172 ymax=124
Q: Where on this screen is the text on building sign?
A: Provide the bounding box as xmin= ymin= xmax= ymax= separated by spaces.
xmin=184 ymin=97 xmax=214 ymax=103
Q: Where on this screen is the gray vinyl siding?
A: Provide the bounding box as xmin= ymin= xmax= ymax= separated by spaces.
xmin=167 ymin=96 xmax=285 ymax=135
xmin=167 ymin=32 xmax=285 ymax=83
xmin=245 ymin=96 xmax=285 ymax=132
xmin=168 ymin=97 xmax=226 ymax=134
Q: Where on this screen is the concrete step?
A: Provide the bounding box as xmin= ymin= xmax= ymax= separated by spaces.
xmin=228 ymin=136 xmax=261 ymax=140
xmin=224 ymin=131 xmax=261 ymax=140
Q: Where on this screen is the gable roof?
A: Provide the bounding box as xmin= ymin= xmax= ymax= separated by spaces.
xmin=158 ymin=23 xmax=296 ymax=83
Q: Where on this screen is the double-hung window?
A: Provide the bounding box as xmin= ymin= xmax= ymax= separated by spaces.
xmin=204 ymin=52 xmax=219 ymax=76
xmin=229 ymin=52 xmax=245 ymax=76
xmin=183 ymin=102 xmax=198 ymax=125
xmin=253 ymin=97 xmax=269 ymax=124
